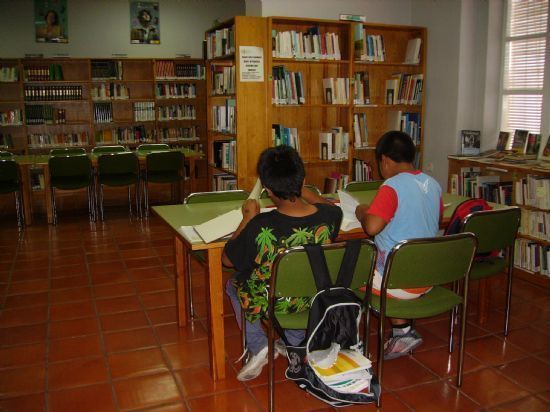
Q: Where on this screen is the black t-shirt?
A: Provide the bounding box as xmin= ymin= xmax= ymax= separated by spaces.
xmin=224 ymin=203 xmax=343 ymax=283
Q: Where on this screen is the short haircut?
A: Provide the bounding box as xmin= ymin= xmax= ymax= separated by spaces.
xmin=257 ymin=146 xmax=305 ymax=200
xmin=375 ymin=130 xmax=416 ymax=163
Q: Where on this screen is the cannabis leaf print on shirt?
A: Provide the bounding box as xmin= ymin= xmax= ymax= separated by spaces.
xmin=237 ymin=223 xmax=335 ymax=323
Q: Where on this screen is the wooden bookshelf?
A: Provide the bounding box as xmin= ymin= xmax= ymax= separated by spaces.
xmin=448 ymin=156 xmax=550 ymax=288
xmin=205 ymin=16 xmax=269 ymax=191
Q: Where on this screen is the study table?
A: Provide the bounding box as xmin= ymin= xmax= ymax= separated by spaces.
xmin=13 ymin=148 xmax=202 ymax=225
xmin=152 ymin=191 xmax=470 ymax=381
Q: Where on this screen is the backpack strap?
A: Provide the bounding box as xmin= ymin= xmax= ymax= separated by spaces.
xmin=304 ymin=244 xmax=333 ymax=291
xmin=335 ymin=240 xmax=362 ymax=288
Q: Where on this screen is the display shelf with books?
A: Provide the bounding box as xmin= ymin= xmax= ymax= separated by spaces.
xmin=205 ymin=16 xmax=269 ymax=191
xmin=351 ymin=23 xmax=426 ymax=180
xmin=448 ymin=156 xmax=550 ymax=286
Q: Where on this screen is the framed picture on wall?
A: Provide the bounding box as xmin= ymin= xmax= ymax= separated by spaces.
xmin=130 ymin=1 xmax=160 ymax=44
xmin=34 ymin=0 xmax=68 ymax=43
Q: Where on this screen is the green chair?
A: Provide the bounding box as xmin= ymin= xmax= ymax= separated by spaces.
xmin=345 ymin=180 xmax=384 ymax=192
xmin=365 ymin=233 xmax=477 ymax=407
xmin=0 ymin=151 xmax=13 ymax=158
xmin=96 ymin=152 xmax=140 ymax=220
xmin=143 ymin=151 xmax=184 ymax=215
xmin=459 ymin=207 xmax=521 ymax=335
xmin=0 ymin=158 xmax=24 ymax=227
xmin=137 ymin=143 xmax=170 ymax=152
xmin=92 ymin=145 xmax=126 ymax=154
xmin=49 ymin=147 xmax=86 ymax=156
xmin=183 ymin=189 xmax=250 ymax=319
xmin=267 ymin=240 xmax=377 ymax=412
xmin=49 ymin=154 xmax=95 ymax=224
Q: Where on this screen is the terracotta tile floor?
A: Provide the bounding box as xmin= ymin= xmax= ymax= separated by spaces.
xmin=1 ymin=212 xmax=550 ymax=411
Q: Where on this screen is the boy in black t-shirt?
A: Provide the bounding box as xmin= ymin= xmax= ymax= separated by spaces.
xmin=222 ymin=146 xmax=342 ymax=381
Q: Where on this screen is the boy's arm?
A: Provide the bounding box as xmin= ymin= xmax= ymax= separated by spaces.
xmin=300 ymin=185 xmax=332 ymax=205
xmin=355 ymin=204 xmax=388 ymax=236
xmin=355 ymin=185 xmax=397 ymax=236
xmin=222 ymin=199 xmax=259 ymax=267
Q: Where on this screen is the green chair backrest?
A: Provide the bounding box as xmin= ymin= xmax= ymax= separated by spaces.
xmin=382 ymin=233 xmax=477 ymax=290
xmin=0 ymin=151 xmax=13 ymax=158
xmin=461 ymin=207 xmax=521 ymax=254
xmin=50 ymin=147 xmax=86 ymax=156
xmin=345 ymin=180 xmax=384 ymax=192
xmin=184 ymin=189 xmax=249 ymax=204
xmin=146 ymin=150 xmax=183 ymax=173
xmin=271 ymin=240 xmax=377 ymax=299
xmin=49 ymin=154 xmax=92 ymax=180
xmin=260 ymin=184 xmax=321 ymax=199
xmin=98 ymin=152 xmax=139 ymax=177
xmin=92 ymin=145 xmax=126 ymax=154
xmin=0 ymin=159 xmax=19 ymax=188
xmin=137 ymin=143 xmax=170 ymax=152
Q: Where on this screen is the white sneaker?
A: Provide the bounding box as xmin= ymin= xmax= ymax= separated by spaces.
xmin=237 ymin=346 xmax=268 ymax=381
xmin=274 ymin=339 xmax=287 ymax=358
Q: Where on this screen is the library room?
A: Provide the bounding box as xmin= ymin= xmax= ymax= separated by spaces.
xmin=0 ymin=0 xmax=549 ymax=411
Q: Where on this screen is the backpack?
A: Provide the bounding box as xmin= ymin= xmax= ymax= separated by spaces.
xmin=272 ymin=240 xmax=379 ymax=407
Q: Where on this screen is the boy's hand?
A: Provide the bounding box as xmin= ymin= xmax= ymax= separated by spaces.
xmin=355 ymin=204 xmax=369 ymax=223
xmin=242 ymin=199 xmax=260 ymax=220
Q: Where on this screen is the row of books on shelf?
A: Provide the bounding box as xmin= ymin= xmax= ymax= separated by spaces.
xmin=514 ymin=239 xmax=550 ymax=276
xmin=25 ymin=105 xmax=66 ymax=125
xmin=387 ymin=111 xmax=421 ymax=145
xmin=449 ymin=167 xmax=514 ymax=205
xmin=212 ymin=172 xmax=237 ymax=191
xmin=385 ymin=73 xmax=423 ymax=105
xmin=210 ymin=65 xmax=235 ymax=95
xmin=155 ymin=61 xmax=205 ymax=79
xmin=353 ymin=27 xmax=385 ymax=62
xmin=24 ymin=64 xmax=63 ymax=81
xmin=0 ymin=66 xmax=18 ymax=82
xmin=158 ymin=104 xmax=196 ymax=121
xmin=158 ymin=126 xmax=199 ymax=141
xmin=91 ymin=60 xmax=123 ymax=80
xmin=91 ymin=83 xmax=129 ymax=101
xmin=272 ymin=66 xmax=305 ymax=105
xmin=353 ymin=113 xmax=368 ymax=148
xmin=24 ymin=85 xmax=83 ymax=101
xmin=352 ymin=158 xmax=374 ymax=181
xmin=272 ymin=124 xmax=300 ymax=152
xmin=0 ymin=109 xmax=23 ymax=126
xmin=212 ymin=140 xmax=236 ymax=171
xmin=324 ymin=172 xmax=350 ymax=194
xmin=320 ymin=126 xmax=349 ymax=161
xmin=134 ymin=102 xmax=156 ymax=122
xmin=515 ymin=175 xmax=550 ymax=210
xmin=28 ymin=132 xmax=88 ymax=148
xmin=94 ymin=103 xmax=113 ymax=123
xmin=206 ymin=27 xmax=235 ymax=59
xmin=211 ymin=100 xmax=236 ymax=134
xmin=519 ymin=209 xmax=549 ymax=242
xmin=94 ymin=126 xmax=154 ymax=145
xmin=323 ymin=78 xmax=350 ymax=105
xmin=272 ymin=28 xmax=342 ymax=60
xmin=352 ymin=71 xmax=370 ymax=105
xmin=155 ymin=83 xmax=197 ymax=99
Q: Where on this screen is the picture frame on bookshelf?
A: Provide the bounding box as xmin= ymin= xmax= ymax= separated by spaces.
xmin=496 ymin=131 xmax=510 ymax=151
xmin=460 ymin=130 xmax=480 ymax=156
xmin=130 ymin=1 xmax=160 ymax=44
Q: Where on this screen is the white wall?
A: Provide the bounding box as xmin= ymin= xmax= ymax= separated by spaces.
xmin=0 ymin=0 xmax=245 ymax=58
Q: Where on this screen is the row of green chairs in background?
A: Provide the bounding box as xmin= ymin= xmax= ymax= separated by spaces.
xmin=0 ymin=150 xmax=25 ymax=227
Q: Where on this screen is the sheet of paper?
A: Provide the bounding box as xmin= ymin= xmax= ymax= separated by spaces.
xmin=193 ymin=208 xmax=243 ymax=243
xmin=337 ymin=190 xmax=362 ymax=231
xmin=177 ymin=226 xmax=203 ymax=244
xmin=248 ymin=178 xmax=262 ymax=200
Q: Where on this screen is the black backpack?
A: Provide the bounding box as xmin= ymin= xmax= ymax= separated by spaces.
xmin=272 ymin=240 xmax=379 ymax=407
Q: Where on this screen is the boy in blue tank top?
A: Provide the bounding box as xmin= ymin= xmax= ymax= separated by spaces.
xmin=355 ymin=131 xmax=443 ymax=360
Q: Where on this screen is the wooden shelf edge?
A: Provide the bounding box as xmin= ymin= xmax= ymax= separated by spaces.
xmin=514 ymin=266 xmax=550 ymax=288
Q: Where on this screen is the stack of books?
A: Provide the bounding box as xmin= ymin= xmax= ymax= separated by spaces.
xmin=353 ymin=71 xmax=370 ymax=105
xmin=322 ymin=78 xmax=350 ymax=104
xmin=272 ymin=124 xmax=300 ymax=152
xmin=271 ymin=28 xmax=341 ymax=60
xmin=353 ymin=113 xmax=368 ymax=148
xmin=353 ymin=24 xmax=385 ymax=62
xmin=211 ymin=65 xmax=235 ymax=95
xmin=319 ymin=126 xmax=349 ymax=160
xmin=387 ymin=111 xmax=421 ymax=145
xmin=0 ymin=66 xmax=18 ymax=82
xmin=206 ymin=28 xmax=235 ymax=59
xmin=385 ymin=74 xmax=423 ymax=105
xmin=272 ymin=66 xmax=305 ymax=105
xmin=352 ymin=158 xmax=373 ymax=182
xmin=212 ymin=99 xmax=236 ymax=134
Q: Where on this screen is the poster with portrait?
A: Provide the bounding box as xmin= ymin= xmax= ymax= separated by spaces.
xmin=130 ymin=1 xmax=160 ymax=44
xmin=34 ymin=0 xmax=68 ymax=43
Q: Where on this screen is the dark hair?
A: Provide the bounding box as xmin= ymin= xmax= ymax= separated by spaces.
xmin=257 ymin=146 xmax=305 ymax=200
xmin=138 ymin=9 xmax=152 ymax=26
xmin=375 ymin=130 xmax=416 ymax=163
xmin=45 ymin=10 xmax=59 ymax=25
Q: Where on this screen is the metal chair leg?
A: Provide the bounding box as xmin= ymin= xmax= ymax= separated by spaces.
xmin=457 ymin=301 xmax=468 ymax=386
xmin=364 ymin=306 xmax=370 ymax=358
xmin=128 ymin=186 xmax=133 ymax=218
xmin=99 ymin=185 xmax=105 ymax=221
xmin=135 ymin=182 xmax=141 ymax=218
xmin=51 ymin=187 xmax=57 ymax=225
xmin=14 ymin=191 xmax=24 ymax=228
xmin=504 ymin=246 xmax=514 ymax=336
xmin=377 ymin=311 xmax=385 ymax=408
xmin=267 ymin=319 xmax=275 ymax=412
xmin=186 ymin=251 xmax=195 ymax=319
xmin=144 ymin=177 xmax=149 ymax=217
xmin=241 ymin=309 xmax=247 ymax=366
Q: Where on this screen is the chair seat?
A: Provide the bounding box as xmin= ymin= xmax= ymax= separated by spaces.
xmin=51 ymin=176 xmax=90 ymax=190
xmin=369 ymin=286 xmax=463 ymax=319
xmin=99 ymin=173 xmax=138 ymax=187
xmin=469 ymin=257 xmax=507 ymax=280
xmin=274 ymin=309 xmax=310 ymax=330
xmin=0 ymin=181 xmax=19 ymax=194
xmin=147 ymin=172 xmax=183 ymax=184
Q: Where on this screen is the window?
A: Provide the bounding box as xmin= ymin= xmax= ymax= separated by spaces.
xmin=501 ymin=0 xmax=549 ymax=146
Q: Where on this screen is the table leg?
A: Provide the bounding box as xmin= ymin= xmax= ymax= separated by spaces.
xmin=174 ymin=236 xmax=188 ymax=327
xmin=207 ymin=247 xmax=226 ymax=380
xmin=19 ymin=164 xmax=33 ymax=225
xmin=477 ymin=278 xmax=489 ymax=324
xmin=43 ymin=164 xmax=53 ymax=225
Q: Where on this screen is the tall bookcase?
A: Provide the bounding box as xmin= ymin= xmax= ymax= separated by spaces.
xmin=448 ymin=156 xmax=550 ymax=288
xmin=0 ymin=58 xmax=25 ymax=152
xmin=205 ymin=16 xmax=269 ymax=191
